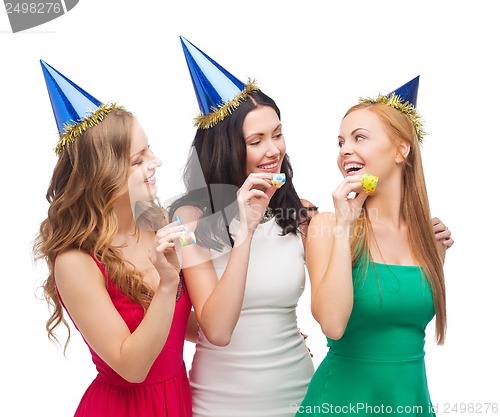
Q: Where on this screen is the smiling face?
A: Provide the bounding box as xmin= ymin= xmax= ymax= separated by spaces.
xmin=127 ymin=119 xmax=162 ymax=204
xmin=243 ymin=106 xmax=286 ymax=176
xmin=337 ymin=107 xmax=405 ymax=183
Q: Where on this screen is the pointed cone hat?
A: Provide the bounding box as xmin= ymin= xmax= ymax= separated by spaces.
xmin=359 ymin=75 xmax=425 ymax=142
xmin=179 ymin=36 xmax=259 ymax=129
xmin=389 ymin=75 xmax=419 ymax=107
xmin=40 ymin=60 xmax=122 ymax=154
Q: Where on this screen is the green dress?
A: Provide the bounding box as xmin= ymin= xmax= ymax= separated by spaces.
xmin=297 ymin=261 xmax=436 ymax=416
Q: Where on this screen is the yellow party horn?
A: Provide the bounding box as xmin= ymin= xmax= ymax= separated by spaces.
xmin=361 ymin=173 xmax=379 ymax=194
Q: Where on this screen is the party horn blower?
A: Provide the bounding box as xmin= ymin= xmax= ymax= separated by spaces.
xmin=271 ymin=173 xmax=286 ymax=188
xmin=174 ymin=216 xmax=197 ymax=246
xmin=361 ymin=174 xmax=379 ymax=194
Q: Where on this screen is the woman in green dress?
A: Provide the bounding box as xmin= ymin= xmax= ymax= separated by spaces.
xmin=297 ymin=78 xmax=446 ymax=416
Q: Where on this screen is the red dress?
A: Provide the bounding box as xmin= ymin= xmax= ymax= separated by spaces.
xmin=62 ymin=253 xmax=192 ymax=417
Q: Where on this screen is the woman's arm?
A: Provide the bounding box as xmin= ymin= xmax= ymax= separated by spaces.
xmin=307 ymin=174 xmax=368 ymax=340
xmin=184 ymin=310 xmax=199 ymax=343
xmin=306 ymin=212 xmax=354 ymax=340
xmin=55 ymin=243 xmax=180 ymax=383
xmin=177 ymin=173 xmax=277 ymax=347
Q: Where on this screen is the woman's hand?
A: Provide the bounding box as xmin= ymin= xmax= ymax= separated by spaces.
xmin=300 ymin=332 xmax=313 ymax=358
xmin=332 ymin=174 xmax=368 ymax=230
xmin=432 ymin=217 xmax=454 ymax=262
xmin=149 ymin=221 xmax=185 ymax=285
xmin=237 ymin=173 xmax=277 ymax=235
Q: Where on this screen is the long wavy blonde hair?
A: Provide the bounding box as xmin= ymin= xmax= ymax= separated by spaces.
xmin=34 ymin=109 xmax=157 ymax=348
xmin=348 ymin=102 xmax=446 ymax=345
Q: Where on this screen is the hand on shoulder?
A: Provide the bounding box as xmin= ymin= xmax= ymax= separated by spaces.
xmin=298 ymin=199 xmax=320 ymax=247
xmin=300 ymin=198 xmax=319 ymax=217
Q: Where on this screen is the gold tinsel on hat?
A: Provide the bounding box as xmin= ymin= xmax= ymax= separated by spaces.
xmin=359 ymin=93 xmax=426 ymax=143
xmin=194 ymin=79 xmax=260 ymax=129
xmin=55 ymin=102 xmax=124 ymax=155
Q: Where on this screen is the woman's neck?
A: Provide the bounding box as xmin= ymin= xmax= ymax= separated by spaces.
xmin=112 ymin=196 xmax=138 ymax=245
xmin=364 ymin=175 xmax=404 ymax=230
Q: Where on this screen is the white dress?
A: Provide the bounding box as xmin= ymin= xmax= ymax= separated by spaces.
xmin=189 ymin=217 xmax=314 ymax=417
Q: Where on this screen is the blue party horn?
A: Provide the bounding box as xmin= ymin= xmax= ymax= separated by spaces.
xmin=174 ymin=216 xmax=197 ymax=246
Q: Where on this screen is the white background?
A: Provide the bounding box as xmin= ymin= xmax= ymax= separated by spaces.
xmin=1 ymin=1 xmax=499 ymax=415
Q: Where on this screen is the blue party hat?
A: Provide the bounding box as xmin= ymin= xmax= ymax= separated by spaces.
xmin=180 ymin=36 xmax=259 ymax=129
xmin=359 ymin=75 xmax=425 ymax=142
xmin=389 ymin=75 xmax=419 ymax=107
xmin=40 ymin=60 xmax=122 ymax=154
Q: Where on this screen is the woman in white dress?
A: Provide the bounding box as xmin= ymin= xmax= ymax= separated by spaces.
xmin=165 ymin=38 xmax=318 ymax=417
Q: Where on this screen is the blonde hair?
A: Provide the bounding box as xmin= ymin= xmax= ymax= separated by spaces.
xmin=347 ymin=102 xmax=446 ymax=345
xmin=34 ymin=109 xmax=157 ymax=349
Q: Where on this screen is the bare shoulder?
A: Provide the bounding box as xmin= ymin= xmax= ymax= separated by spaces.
xmin=172 ymin=205 xmax=204 ymax=224
xmin=300 ymin=198 xmax=316 ymax=208
xmin=300 ymin=198 xmax=319 ymax=213
xmin=55 ymin=248 xmax=95 ymax=271
xmin=309 ymin=211 xmax=336 ymax=227
xmin=305 ymin=212 xmax=338 ymax=276
xmin=54 ymin=249 xmax=103 ymax=287
xmin=306 ymin=211 xmax=337 ymax=241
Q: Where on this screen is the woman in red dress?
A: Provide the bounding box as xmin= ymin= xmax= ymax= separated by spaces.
xmin=34 ymin=60 xmax=192 ymax=417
